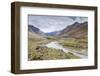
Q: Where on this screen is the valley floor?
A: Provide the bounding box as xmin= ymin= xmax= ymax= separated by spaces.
xmin=28 ymin=36 xmax=88 ymax=60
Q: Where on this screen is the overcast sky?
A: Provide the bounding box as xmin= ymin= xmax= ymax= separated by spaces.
xmin=28 ymin=15 xmax=88 ymax=33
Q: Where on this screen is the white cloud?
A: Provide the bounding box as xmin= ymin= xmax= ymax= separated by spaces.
xmin=28 ymin=15 xmax=88 ymax=33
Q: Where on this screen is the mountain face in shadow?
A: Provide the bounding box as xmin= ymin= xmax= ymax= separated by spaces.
xmin=28 ymin=25 xmax=40 ymax=33
xmin=28 ymin=25 xmax=45 ymax=35
xmin=28 ymin=22 xmax=88 ymax=38
xmin=28 ymin=25 xmax=46 ymax=39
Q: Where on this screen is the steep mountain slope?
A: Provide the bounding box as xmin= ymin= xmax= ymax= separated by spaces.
xmin=58 ymin=22 xmax=88 ymax=38
xmin=28 ymin=25 xmax=45 ymax=35
xmin=28 ymin=25 xmax=45 ymax=39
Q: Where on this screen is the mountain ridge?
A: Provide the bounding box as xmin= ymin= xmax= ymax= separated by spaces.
xmin=28 ymin=21 xmax=88 ymax=38
xmin=58 ymin=22 xmax=88 ymax=38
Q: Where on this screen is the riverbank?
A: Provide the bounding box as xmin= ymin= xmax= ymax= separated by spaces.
xmin=45 ymin=41 xmax=87 ymax=59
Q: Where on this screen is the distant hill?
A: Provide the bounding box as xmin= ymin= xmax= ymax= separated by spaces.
xmin=45 ymin=31 xmax=58 ymax=36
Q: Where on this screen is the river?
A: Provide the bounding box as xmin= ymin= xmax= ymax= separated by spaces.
xmin=45 ymin=41 xmax=88 ymax=59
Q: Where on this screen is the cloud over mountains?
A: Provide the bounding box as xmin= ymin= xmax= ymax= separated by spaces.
xmin=28 ymin=15 xmax=88 ymax=33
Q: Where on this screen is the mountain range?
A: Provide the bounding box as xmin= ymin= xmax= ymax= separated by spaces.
xmin=59 ymin=22 xmax=88 ymax=38
xmin=28 ymin=22 xmax=88 ymax=39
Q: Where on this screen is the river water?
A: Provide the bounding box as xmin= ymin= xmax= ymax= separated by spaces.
xmin=45 ymin=41 xmax=88 ymax=59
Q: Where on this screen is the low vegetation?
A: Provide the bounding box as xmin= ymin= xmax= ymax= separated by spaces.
xmin=28 ymin=46 xmax=80 ymax=60
xmin=59 ymin=38 xmax=87 ymax=51
xmin=28 ymin=36 xmax=87 ymax=60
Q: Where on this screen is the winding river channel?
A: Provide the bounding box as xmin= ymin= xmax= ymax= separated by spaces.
xmin=45 ymin=41 xmax=88 ymax=59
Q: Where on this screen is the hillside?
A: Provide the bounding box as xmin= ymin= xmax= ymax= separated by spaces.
xmin=28 ymin=25 xmax=45 ymax=39
xmin=58 ymin=22 xmax=88 ymax=38
xmin=28 ymin=25 xmax=45 ymax=36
